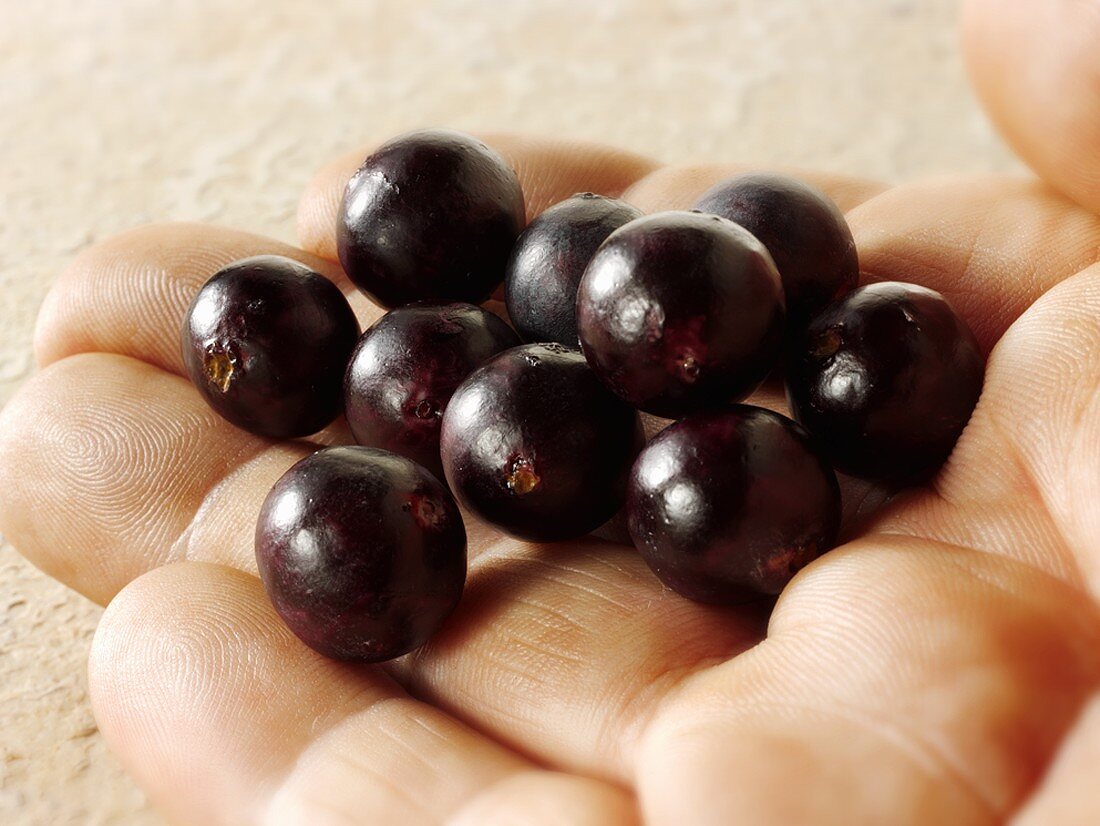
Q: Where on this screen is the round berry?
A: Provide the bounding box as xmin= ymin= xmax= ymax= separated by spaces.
xmin=344 ymin=303 xmax=521 ymax=477
xmin=338 ymin=129 xmax=525 ymax=308
xmin=627 ymin=406 xmax=841 ymax=604
xmin=256 ymin=446 xmax=467 ymax=662
xmin=576 ymin=211 xmax=785 ymax=418
xmin=693 ymin=173 xmax=858 ymax=326
xmin=441 ymin=343 xmax=643 ymax=541
xmin=181 ymin=255 xmax=360 ymax=439
xmin=504 ymin=193 xmax=642 ymax=345
xmin=786 ymin=281 xmax=985 ymax=481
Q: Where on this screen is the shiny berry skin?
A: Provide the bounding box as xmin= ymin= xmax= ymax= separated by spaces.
xmin=693 ymin=173 xmax=859 ymax=326
xmin=337 ymin=129 xmax=526 ymax=308
xmin=255 ymin=446 xmax=467 ymax=662
xmin=576 ymin=211 xmax=785 ymax=418
xmin=627 ymin=406 xmax=841 ymax=604
xmin=181 ymin=255 xmax=360 ymax=439
xmin=504 ymin=193 xmax=643 ymax=345
xmin=786 ymin=281 xmax=984 ymax=482
xmin=441 ymin=343 xmax=644 ymax=541
xmin=344 ymin=303 xmax=521 ymax=477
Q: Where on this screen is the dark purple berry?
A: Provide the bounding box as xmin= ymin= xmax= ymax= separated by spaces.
xmin=504 ymin=193 xmax=643 ymax=345
xmin=344 ymin=303 xmax=521 ymax=477
xmin=786 ymin=281 xmax=984 ymax=481
xmin=693 ymin=173 xmax=858 ymax=325
xmin=440 ymin=343 xmax=643 ymax=541
xmin=576 ymin=211 xmax=785 ymax=418
xmin=337 ymin=129 xmax=526 ymax=308
xmin=256 ymin=446 xmax=467 ymax=662
xmin=627 ymin=406 xmax=841 ymax=604
xmin=181 ymin=255 xmax=360 ymax=439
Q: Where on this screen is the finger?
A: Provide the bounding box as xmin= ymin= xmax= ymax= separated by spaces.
xmin=34 ymin=222 xmax=384 ymax=375
xmin=635 ymin=537 xmax=1100 ymax=825
xmin=847 ymin=176 xmax=1100 ymax=352
xmin=621 ymin=163 xmax=887 ymax=214
xmin=90 ymin=561 xmax=636 ymax=825
xmin=296 ymin=134 xmax=659 ymax=261
xmin=962 ymin=0 xmax=1100 ymax=214
xmin=0 ymin=352 xmax=307 ymax=604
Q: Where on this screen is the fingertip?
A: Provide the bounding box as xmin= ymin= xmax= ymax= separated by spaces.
xmin=34 ymin=222 xmax=352 ymax=375
xmin=87 ymin=562 xmax=266 ymax=718
xmin=32 ymin=223 xmax=188 ymax=373
xmin=0 ymin=353 xmax=182 ymax=603
xmin=87 ymin=563 xmax=259 ymax=822
xmin=88 ymin=561 xmax=376 ymax=825
xmin=0 ymin=349 xmax=314 ymax=605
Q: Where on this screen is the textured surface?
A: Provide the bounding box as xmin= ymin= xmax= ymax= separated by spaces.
xmin=0 ymin=0 xmax=1019 ymax=822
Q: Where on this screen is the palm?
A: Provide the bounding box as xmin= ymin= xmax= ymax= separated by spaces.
xmin=3 ymin=134 xmax=1099 ymax=825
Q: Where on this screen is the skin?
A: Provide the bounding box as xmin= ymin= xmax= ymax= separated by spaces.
xmin=3 ymin=4 xmax=1100 ymax=821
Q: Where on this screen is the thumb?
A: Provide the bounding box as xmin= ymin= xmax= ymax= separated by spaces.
xmin=962 ymin=0 xmax=1100 ymax=214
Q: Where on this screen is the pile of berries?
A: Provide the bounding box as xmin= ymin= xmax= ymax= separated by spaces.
xmin=181 ymin=129 xmax=984 ymax=662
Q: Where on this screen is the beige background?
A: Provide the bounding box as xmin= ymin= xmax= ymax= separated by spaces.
xmin=0 ymin=1 xmax=1022 ymax=822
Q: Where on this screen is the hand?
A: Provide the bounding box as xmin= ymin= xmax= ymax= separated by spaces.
xmin=4 ymin=3 xmax=1100 ymax=822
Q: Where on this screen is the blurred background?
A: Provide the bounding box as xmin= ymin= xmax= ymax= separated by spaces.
xmin=0 ymin=0 xmax=1020 ymax=821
